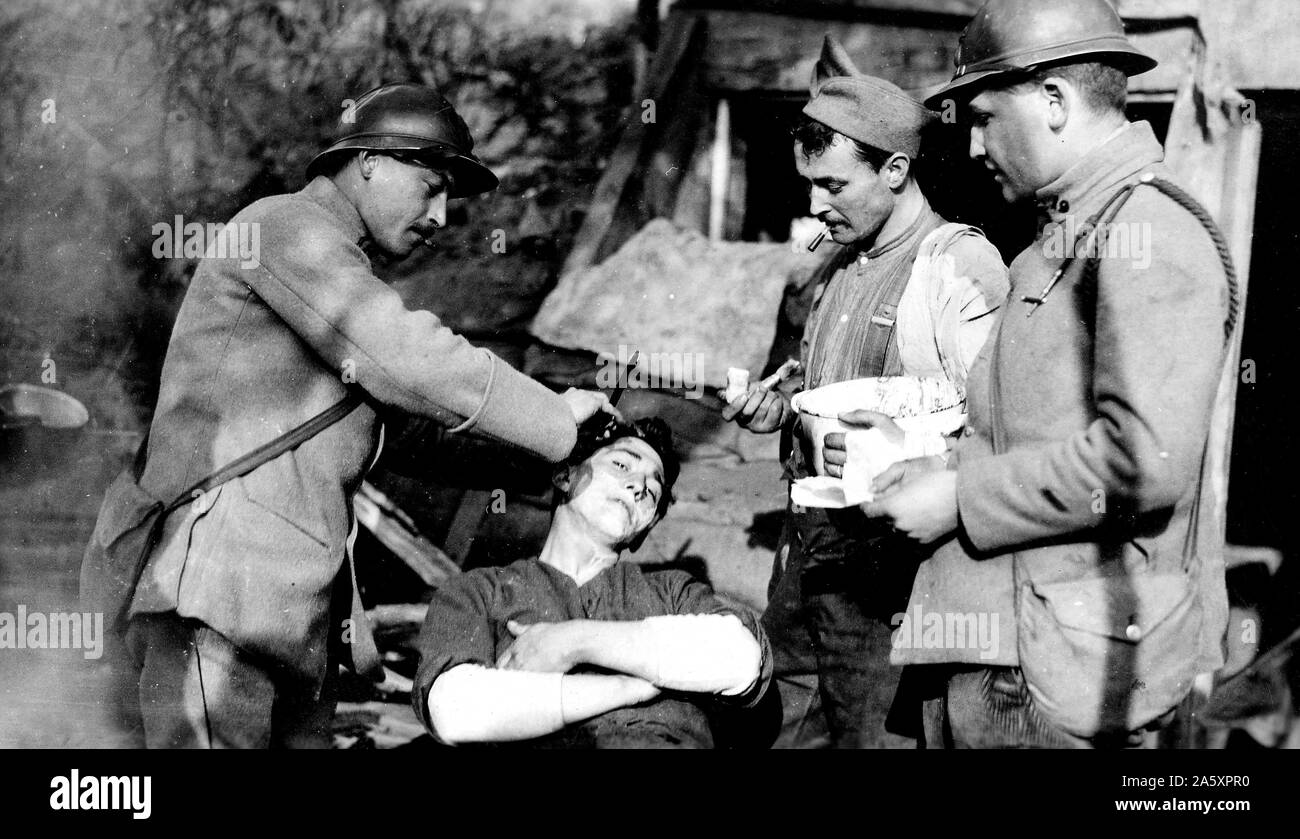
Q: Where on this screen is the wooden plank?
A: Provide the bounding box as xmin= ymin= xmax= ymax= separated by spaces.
xmin=644 ymin=70 xmax=710 ymax=219
xmin=558 ymin=11 xmax=705 ymax=279
xmin=441 ymin=488 xmax=493 ymax=566
xmin=670 ymin=108 xmax=715 ymax=234
xmin=708 ymin=97 xmax=731 ymax=241
xmin=353 ymin=481 xmax=459 ymax=586
xmin=725 ymin=114 xmax=748 ymax=241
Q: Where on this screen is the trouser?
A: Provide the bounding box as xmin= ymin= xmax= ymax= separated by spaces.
xmin=763 ymin=501 xmax=923 ymax=748
xmin=123 ymin=612 xmax=337 ymax=749
xmin=914 ymin=665 xmax=1170 ymax=749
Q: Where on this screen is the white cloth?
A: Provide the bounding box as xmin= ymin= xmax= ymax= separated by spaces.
xmin=840 ymin=422 xmax=956 ymax=505
xmin=641 ymin=614 xmax=760 ymax=695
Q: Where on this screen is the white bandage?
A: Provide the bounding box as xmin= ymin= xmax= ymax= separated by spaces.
xmin=641 ymin=614 xmax=760 ymax=695
xmin=429 ymin=664 xmax=564 ymax=744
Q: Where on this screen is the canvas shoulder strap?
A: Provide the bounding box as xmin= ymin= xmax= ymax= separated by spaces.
xmin=864 ymin=216 xmax=947 ymax=377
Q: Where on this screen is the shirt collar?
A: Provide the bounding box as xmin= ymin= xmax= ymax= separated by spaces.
xmin=536 ymin=554 xmax=623 ymax=589
xmin=857 ymin=195 xmax=935 ymax=263
xmin=300 ymin=175 xmax=368 ymax=245
xmin=1034 ymin=121 xmax=1165 ymax=223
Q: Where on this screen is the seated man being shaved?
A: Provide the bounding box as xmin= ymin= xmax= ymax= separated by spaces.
xmin=411 ymin=416 xmax=772 ymax=748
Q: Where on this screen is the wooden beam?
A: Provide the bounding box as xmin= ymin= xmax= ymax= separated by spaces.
xmin=670 ymin=108 xmax=714 ymax=234
xmin=708 ymin=97 xmax=731 ymax=241
xmin=353 ymin=481 xmax=460 ymax=586
xmin=442 ymin=488 xmax=492 ymax=567
xmin=559 ymin=10 xmax=705 ymax=279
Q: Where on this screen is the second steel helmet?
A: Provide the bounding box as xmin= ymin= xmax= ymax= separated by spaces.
xmin=307 ymin=83 xmax=499 ymax=198
xmin=925 ymin=0 xmax=1157 ymax=108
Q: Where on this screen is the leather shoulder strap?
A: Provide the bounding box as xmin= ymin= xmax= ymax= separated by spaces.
xmin=162 ymin=389 xmax=365 ymax=513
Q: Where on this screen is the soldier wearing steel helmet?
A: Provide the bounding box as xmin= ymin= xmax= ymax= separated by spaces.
xmin=103 ymin=83 xmax=618 ymax=747
xmin=846 ymin=0 xmax=1235 ymax=746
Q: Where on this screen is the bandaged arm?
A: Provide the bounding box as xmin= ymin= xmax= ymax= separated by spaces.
xmin=428 ymin=666 xmax=657 ymax=745
xmin=427 ymin=614 xmax=762 ymax=744
xmin=570 ymin=614 xmax=762 ymax=695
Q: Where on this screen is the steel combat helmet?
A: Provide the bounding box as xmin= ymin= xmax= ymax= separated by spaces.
xmin=307 ymin=82 xmax=498 ymax=198
xmin=925 ymin=0 xmax=1157 ymax=108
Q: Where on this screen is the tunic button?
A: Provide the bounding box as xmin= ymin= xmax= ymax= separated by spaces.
xmin=963 ymin=427 xmax=975 ymax=437
xmin=1125 ymin=623 xmax=1143 ymax=641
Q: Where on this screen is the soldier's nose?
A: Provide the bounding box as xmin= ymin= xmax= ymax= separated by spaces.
xmin=969 ymin=127 xmax=986 ymax=162
xmin=808 ymin=189 xmax=831 ymax=218
xmin=427 ymin=192 xmax=447 ymax=229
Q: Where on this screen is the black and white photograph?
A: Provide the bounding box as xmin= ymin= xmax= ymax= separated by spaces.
xmin=0 ymin=0 xmax=1296 ymax=798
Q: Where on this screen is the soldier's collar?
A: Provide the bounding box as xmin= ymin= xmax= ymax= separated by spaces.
xmin=1034 ymin=121 xmax=1164 ymax=222
xmin=301 ymin=175 xmax=368 ymax=246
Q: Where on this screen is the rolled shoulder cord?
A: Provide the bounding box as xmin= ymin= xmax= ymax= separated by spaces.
xmin=1020 ymin=172 xmax=1240 ymax=340
xmin=433 ymin=614 xmax=760 ymax=737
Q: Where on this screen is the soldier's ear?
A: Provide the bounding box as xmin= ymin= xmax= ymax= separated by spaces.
xmin=884 ymin=152 xmax=911 ymax=190
xmin=358 ymin=150 xmax=381 ymax=179
xmin=1039 ymin=76 xmax=1070 ymax=131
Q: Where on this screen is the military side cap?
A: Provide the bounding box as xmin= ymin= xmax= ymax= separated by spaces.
xmin=802 ymin=36 xmax=932 ymax=159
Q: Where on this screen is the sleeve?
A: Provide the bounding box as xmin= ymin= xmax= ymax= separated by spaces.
xmin=243 ymin=200 xmax=576 ymax=462
xmin=956 ymin=197 xmax=1228 ymax=552
xmin=931 ymin=233 xmax=1011 ymax=386
xmin=644 ymin=571 xmax=774 ymax=708
xmin=410 ymin=570 xmax=500 ymax=740
xmin=376 ymin=411 xmax=554 ymax=494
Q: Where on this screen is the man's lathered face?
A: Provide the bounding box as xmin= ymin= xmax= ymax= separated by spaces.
xmin=559 ymin=437 xmax=666 ymax=549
